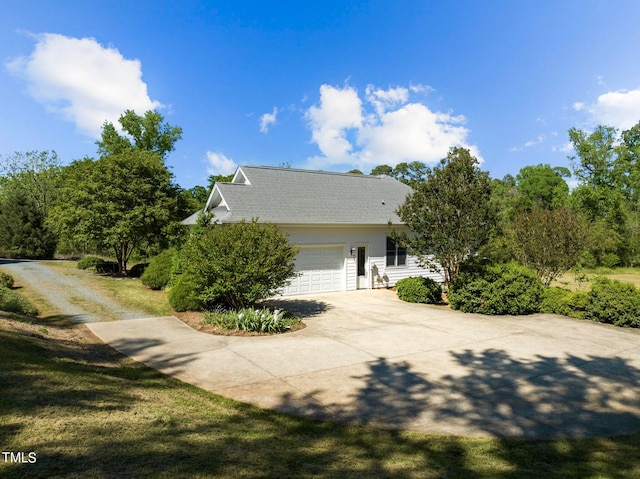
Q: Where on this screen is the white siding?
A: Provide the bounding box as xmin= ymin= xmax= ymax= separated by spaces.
xmin=277 ymin=225 xmax=444 ymax=295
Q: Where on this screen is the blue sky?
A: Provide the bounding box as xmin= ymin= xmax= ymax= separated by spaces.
xmin=2 ymin=1 xmax=640 ymax=188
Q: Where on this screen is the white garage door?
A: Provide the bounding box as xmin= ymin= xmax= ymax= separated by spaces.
xmin=283 ymin=246 xmax=345 ymax=295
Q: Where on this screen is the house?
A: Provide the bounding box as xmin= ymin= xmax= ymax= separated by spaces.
xmin=183 ymin=165 xmax=443 ymax=295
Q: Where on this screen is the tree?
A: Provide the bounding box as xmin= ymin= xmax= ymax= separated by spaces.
xmin=347 ymin=169 xmax=363 ymax=175
xmin=50 ymin=150 xmax=179 ymax=274
xmin=511 ymin=207 xmax=588 ymax=286
xmin=0 ymin=185 xmax=57 ymax=258
xmin=395 ymin=147 xmax=495 ymax=289
xmin=370 ymin=164 xmax=393 ymax=176
xmin=171 ymin=220 xmax=298 ymax=310
xmin=514 ymin=164 xmax=570 ymax=212
xmin=96 ymin=110 xmax=183 ymax=160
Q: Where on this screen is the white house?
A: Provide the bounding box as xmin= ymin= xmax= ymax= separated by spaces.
xmin=183 ymin=166 xmax=443 ymax=295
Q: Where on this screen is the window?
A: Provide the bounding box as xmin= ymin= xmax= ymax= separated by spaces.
xmin=386 ymin=237 xmax=407 ymax=267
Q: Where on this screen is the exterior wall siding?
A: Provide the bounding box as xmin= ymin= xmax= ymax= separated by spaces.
xmin=279 ymin=225 xmax=443 ymax=292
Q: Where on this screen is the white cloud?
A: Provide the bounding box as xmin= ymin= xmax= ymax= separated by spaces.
xmin=573 ymin=102 xmax=585 ymax=111
xmin=6 ymin=33 xmax=161 ymax=138
xmin=206 ymin=151 xmax=237 ymax=176
xmin=588 ymin=88 xmax=640 ymax=130
xmin=305 ymin=83 xmax=479 ymax=171
xmin=259 ymin=107 xmax=278 ymax=133
xmin=305 ymin=84 xmax=363 ymax=161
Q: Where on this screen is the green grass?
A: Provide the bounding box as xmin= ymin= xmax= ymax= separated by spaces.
xmin=553 ymin=267 xmax=640 ymax=291
xmin=1 ymin=262 xmax=639 ymax=477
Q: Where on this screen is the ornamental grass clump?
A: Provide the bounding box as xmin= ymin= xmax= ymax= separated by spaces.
xmin=204 ymin=307 xmax=300 ymax=334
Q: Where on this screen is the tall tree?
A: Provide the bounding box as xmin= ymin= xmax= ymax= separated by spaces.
xmin=514 ymin=164 xmax=570 ymax=213
xmin=395 ymin=147 xmax=495 ymax=289
xmin=50 ymin=151 xmax=179 ymax=274
xmin=96 ymin=110 xmax=183 ymax=160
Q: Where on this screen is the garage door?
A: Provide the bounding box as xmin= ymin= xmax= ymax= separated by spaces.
xmin=283 ymin=246 xmax=345 ymax=295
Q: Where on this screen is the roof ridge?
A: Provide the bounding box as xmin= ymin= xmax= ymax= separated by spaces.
xmin=241 ymin=165 xmax=381 ymax=178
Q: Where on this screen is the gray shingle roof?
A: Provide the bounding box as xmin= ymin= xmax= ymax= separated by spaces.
xmin=186 ymin=165 xmax=412 ymax=225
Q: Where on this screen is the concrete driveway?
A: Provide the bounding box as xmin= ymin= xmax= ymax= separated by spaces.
xmin=87 ymin=289 xmax=640 ymax=439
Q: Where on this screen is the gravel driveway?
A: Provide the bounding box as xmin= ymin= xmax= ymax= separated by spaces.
xmin=0 ymin=259 xmax=150 ymax=322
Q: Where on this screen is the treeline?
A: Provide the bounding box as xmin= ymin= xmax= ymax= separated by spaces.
xmin=2 ymin=109 xmax=640 ymax=277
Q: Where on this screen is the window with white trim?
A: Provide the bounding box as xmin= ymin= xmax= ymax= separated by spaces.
xmin=386 ymin=237 xmax=407 ymax=267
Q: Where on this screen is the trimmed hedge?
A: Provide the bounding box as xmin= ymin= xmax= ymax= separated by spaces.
xmin=396 ymin=276 xmax=442 ymax=304
xmin=128 ymin=263 xmax=149 ymax=278
xmin=540 ymin=287 xmax=588 ymax=319
xmin=585 ymin=277 xmax=640 ymax=327
xmin=0 ymin=286 xmax=38 ymax=315
xmin=96 ymin=261 xmax=119 ymax=274
xmin=141 ymin=249 xmax=175 ymax=290
xmin=0 ymin=271 xmax=14 ymax=289
xmin=77 ymin=256 xmax=104 ymax=270
xmin=168 ymin=274 xmax=205 ymax=312
xmin=449 ymin=262 xmax=543 ymax=315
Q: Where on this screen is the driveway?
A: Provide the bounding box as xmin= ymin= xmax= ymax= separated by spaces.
xmin=87 ymin=289 xmax=640 ymax=439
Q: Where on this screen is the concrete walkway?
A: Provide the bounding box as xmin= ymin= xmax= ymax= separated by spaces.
xmin=87 ymin=289 xmax=640 ymax=439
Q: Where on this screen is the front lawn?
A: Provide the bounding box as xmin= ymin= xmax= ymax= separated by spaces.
xmin=1 ymin=268 xmax=639 ymax=477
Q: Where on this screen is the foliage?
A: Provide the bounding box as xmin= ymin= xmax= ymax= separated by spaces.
xmin=511 ymin=207 xmax=588 ymax=286
xmin=173 ymin=220 xmax=298 ymax=310
xmin=585 ymin=277 xmax=640 ymax=327
xmin=128 ymin=263 xmax=149 ymax=278
xmin=0 ymin=286 xmax=38 ymax=315
xmin=0 ymin=271 xmax=14 ymax=288
xmin=168 ymin=274 xmax=205 ymax=312
xmin=96 ymin=261 xmax=119 ymax=274
xmin=203 ymin=307 xmax=300 ymax=333
xmin=514 ymin=163 xmax=570 ymax=212
xmin=540 ymin=287 xmax=588 ymax=319
xmin=50 ymin=150 xmax=180 ymax=274
xmin=96 ymin=110 xmax=183 ymax=161
xmin=76 ymin=256 xmax=105 ymax=270
xmin=449 ymin=262 xmax=543 ymax=315
xmin=396 ymin=276 xmax=442 ymax=304
xmin=395 ymin=147 xmax=495 ymax=289
xmin=369 ymin=162 xmax=428 ymax=186
xmin=141 ymin=249 xmax=175 ymax=290
xmin=0 ymin=185 xmax=57 ymax=259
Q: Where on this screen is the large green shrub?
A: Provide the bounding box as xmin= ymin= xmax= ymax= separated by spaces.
xmin=585 ymin=277 xmax=640 ymax=327
xmin=168 ymin=274 xmax=205 ymax=312
xmin=541 ymin=287 xmax=588 ymax=319
xmin=96 ymin=261 xmax=119 ymax=274
xmin=127 ymin=263 xmax=149 ymax=278
xmin=0 ymin=286 xmax=38 ymax=315
xmin=0 ymin=271 xmax=15 ymax=288
xmin=449 ymin=262 xmax=543 ymax=315
xmin=396 ymin=276 xmax=442 ymax=304
xmin=172 ymin=221 xmax=298 ymax=310
xmin=77 ymin=256 xmax=104 ymax=270
xmin=141 ymin=249 xmax=175 ymax=290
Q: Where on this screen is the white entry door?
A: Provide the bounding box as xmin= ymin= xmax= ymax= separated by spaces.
xmin=356 ymin=244 xmax=368 ymax=289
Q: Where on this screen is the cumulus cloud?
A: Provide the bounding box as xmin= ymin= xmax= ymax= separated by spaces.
xmin=206 ymin=151 xmax=237 ymax=176
xmin=305 ymin=83 xmax=479 ymax=171
xmin=6 ymin=33 xmax=161 ymax=137
xmin=259 ymin=107 xmax=278 ymax=133
xmin=588 ymin=88 xmax=640 ymax=130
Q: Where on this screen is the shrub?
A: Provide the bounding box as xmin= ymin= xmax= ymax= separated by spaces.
xmin=203 ymin=307 xmax=300 ymax=334
xmin=0 ymin=271 xmax=14 ymax=288
xmin=541 ymin=287 xmax=588 ymax=319
xmin=77 ymin=256 xmax=104 ymax=270
xmin=0 ymin=286 xmax=38 ymax=315
xmin=168 ymin=274 xmax=205 ymax=312
xmin=173 ymin=221 xmax=298 ymax=310
xmin=396 ymin=276 xmax=442 ymax=304
xmin=585 ymin=277 xmax=640 ymax=327
xmin=96 ymin=261 xmax=119 ymax=274
xmin=141 ymin=249 xmax=175 ymax=290
xmin=128 ymin=263 xmax=149 ymax=278
xmin=449 ymin=261 xmax=543 ymax=315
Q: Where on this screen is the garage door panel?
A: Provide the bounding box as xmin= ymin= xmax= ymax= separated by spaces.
xmin=283 ymin=246 xmax=345 ymax=295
